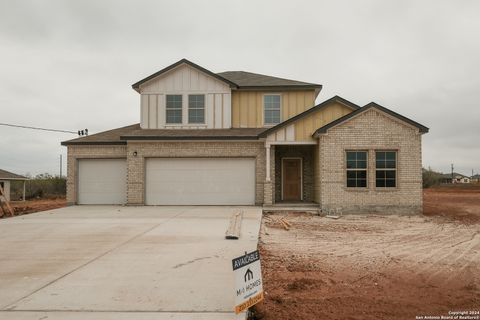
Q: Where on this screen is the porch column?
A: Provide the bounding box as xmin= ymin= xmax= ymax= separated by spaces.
xmin=23 ymin=181 xmax=26 ymax=201
xmin=265 ymin=144 xmax=271 ymax=182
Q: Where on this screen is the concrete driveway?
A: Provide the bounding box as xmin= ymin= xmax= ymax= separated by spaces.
xmin=0 ymin=206 xmax=262 ymax=319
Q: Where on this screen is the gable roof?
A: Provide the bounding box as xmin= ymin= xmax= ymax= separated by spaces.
xmin=217 ymin=71 xmax=322 ymax=90
xmin=0 ymin=169 xmax=28 ymax=180
xmin=131 ymin=59 xmax=239 ymax=92
xmin=313 ymin=102 xmax=429 ymax=137
xmin=258 ymin=95 xmax=360 ymax=138
xmin=131 ymin=59 xmax=323 ymax=92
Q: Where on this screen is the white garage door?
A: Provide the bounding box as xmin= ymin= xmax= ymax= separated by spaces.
xmin=145 ymin=158 xmax=255 ymax=205
xmin=78 ymin=159 xmax=127 ymax=204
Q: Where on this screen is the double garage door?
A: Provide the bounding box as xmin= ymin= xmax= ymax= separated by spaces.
xmin=77 ymin=158 xmax=255 ymax=205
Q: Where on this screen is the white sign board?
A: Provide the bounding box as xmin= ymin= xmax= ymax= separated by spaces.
xmin=232 ymin=250 xmax=264 ymax=314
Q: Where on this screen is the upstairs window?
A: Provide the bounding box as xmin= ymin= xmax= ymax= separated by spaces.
xmin=264 ymin=95 xmax=281 ymax=125
xmin=346 ymin=151 xmax=367 ymax=188
xmin=376 ymin=151 xmax=397 ymax=188
xmin=188 ymin=95 xmax=205 ymax=124
xmin=166 ymin=95 xmax=182 ymax=124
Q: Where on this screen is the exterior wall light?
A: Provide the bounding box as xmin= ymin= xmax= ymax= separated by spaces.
xmin=133 ymin=151 xmax=138 ymax=157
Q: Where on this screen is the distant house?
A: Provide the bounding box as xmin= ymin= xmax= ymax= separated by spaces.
xmin=440 ymin=172 xmax=471 ymax=184
xmin=471 ymin=174 xmax=480 ymax=183
xmin=0 ymin=169 xmax=28 ymax=201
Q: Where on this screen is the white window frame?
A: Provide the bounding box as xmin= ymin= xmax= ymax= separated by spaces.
xmin=263 ymin=94 xmax=282 ymax=126
xmin=188 ymin=94 xmax=206 ymax=124
xmin=165 ymin=94 xmax=183 ymax=124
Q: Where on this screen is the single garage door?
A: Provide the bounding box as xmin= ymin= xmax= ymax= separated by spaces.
xmin=145 ymin=158 xmax=255 ymax=205
xmin=78 ymin=159 xmax=127 ymax=204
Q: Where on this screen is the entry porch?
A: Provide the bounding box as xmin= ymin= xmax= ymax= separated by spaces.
xmin=264 ymin=142 xmax=319 ymax=207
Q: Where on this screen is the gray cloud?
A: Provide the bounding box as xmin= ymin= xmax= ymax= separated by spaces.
xmin=0 ymin=0 xmax=479 ymax=176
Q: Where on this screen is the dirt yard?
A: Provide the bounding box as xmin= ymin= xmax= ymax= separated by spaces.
xmin=255 ymin=187 xmax=480 ymax=320
xmin=5 ymin=198 xmax=66 ymax=217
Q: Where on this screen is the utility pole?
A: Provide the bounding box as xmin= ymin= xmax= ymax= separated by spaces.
xmin=451 ymin=163 xmax=454 ymax=183
xmin=60 ymin=155 xmax=62 ymax=178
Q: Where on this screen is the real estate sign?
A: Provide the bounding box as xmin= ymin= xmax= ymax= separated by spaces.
xmin=232 ymin=250 xmax=264 ymax=314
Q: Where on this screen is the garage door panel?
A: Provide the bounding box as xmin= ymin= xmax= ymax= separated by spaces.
xmin=78 ymin=159 xmax=127 ymax=205
xmin=145 ymin=158 xmax=255 ymax=205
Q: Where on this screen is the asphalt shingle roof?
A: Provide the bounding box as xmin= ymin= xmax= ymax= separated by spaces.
xmin=132 ymin=59 xmax=322 ymax=91
xmin=0 ymin=169 xmax=27 ymax=180
xmin=217 ymin=71 xmax=322 ymax=89
xmin=61 ymin=125 xmax=267 ymax=145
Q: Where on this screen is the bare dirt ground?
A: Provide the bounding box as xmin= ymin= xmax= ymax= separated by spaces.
xmin=424 ymin=185 xmax=480 ymax=224
xmin=255 ymin=188 xmax=480 ymax=320
xmin=5 ymin=198 xmax=66 ymax=217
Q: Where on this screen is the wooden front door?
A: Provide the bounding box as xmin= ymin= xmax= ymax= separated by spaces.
xmin=282 ymin=158 xmax=302 ymax=201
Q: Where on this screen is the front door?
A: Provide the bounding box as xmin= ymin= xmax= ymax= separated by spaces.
xmin=282 ymin=158 xmax=302 ymax=201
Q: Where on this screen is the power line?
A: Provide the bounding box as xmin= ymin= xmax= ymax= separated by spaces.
xmin=0 ymin=123 xmax=78 ymax=134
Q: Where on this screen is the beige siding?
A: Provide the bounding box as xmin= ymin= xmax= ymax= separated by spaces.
xmin=138 ymin=64 xmax=231 ymax=129
xmin=140 ymin=64 xmax=230 ymax=94
xmin=231 ymin=90 xmax=316 ymax=128
xmin=294 ymin=102 xmax=353 ymax=141
xmin=266 ymin=101 xmax=355 ymax=143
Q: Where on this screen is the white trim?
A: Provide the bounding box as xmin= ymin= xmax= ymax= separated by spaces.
xmin=266 ymin=145 xmax=271 ymax=182
xmin=262 ymin=93 xmax=282 ymax=126
xmin=281 ymin=157 xmax=303 ymax=201
xmin=266 ymin=141 xmax=317 ymax=146
xmin=187 ymin=94 xmax=206 ymax=125
xmin=165 ymin=94 xmax=183 ymax=125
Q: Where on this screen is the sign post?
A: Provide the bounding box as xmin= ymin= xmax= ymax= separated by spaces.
xmin=232 ymin=250 xmax=264 ymax=314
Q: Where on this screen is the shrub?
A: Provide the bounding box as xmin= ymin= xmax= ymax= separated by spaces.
xmin=422 ymin=167 xmax=442 ymax=188
xmin=10 ymin=173 xmax=66 ymax=200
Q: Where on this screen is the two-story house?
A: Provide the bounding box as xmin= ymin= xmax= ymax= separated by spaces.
xmin=62 ymin=59 xmax=428 ymax=214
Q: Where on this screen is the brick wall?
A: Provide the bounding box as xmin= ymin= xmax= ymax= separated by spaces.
xmin=274 ymin=145 xmax=315 ymax=202
xmin=66 ymin=145 xmax=127 ymax=205
xmin=67 ymin=141 xmax=267 ymax=205
xmin=318 ymin=109 xmax=423 ymax=214
xmin=126 ymin=141 xmax=266 ymax=205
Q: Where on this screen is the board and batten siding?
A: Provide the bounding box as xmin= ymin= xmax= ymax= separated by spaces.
xmin=266 ymin=101 xmax=355 ymax=143
xmin=294 ymin=102 xmax=353 ymax=141
xmin=138 ymin=64 xmax=232 ymax=129
xmin=231 ymin=90 xmax=316 ymax=128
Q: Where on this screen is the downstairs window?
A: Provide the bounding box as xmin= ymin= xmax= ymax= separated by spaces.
xmin=346 ymin=151 xmax=367 ymax=188
xmin=376 ymin=151 xmax=397 ymax=188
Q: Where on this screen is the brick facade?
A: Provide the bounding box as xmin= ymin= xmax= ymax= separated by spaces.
xmin=274 ymin=145 xmax=315 ymax=203
xmin=66 ymin=145 xmax=128 ymax=205
xmin=66 ymin=108 xmax=423 ymax=214
xmin=317 ymin=108 xmax=423 ymax=214
xmin=126 ymin=141 xmax=266 ymax=205
xmin=67 ymin=141 xmax=267 ymax=205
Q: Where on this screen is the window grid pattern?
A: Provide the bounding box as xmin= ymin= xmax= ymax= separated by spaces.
xmin=188 ymin=95 xmax=205 ymax=124
xmin=376 ymin=151 xmax=397 ymax=188
xmin=264 ymin=95 xmax=281 ymax=125
xmin=166 ymin=95 xmax=182 ymax=124
xmin=346 ymin=151 xmax=367 ymax=188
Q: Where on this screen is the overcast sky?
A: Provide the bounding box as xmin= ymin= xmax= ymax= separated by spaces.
xmin=0 ymin=0 xmax=479 ymax=177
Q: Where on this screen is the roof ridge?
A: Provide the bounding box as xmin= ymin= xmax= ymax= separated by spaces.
xmin=313 ymin=102 xmax=429 ymax=136
xmin=217 ymin=70 xmax=322 ymax=86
